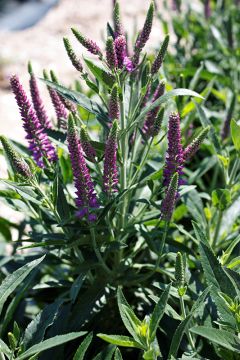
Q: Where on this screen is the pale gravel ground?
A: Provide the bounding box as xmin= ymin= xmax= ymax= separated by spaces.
xmin=0 ymin=0 xmax=170 ymax=221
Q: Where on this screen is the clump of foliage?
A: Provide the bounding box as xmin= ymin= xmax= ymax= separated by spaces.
xmin=0 ymin=1 xmax=240 ymax=359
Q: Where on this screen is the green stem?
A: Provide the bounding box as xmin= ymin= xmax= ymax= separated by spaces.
xmin=228 ymin=157 xmax=240 ymax=187
xmin=180 ymin=296 xmax=195 ymax=351
xmin=212 ymin=210 xmax=223 ymax=249
xmin=119 ymin=81 xmax=128 ymax=231
xmin=90 ymin=227 xmax=112 ymax=275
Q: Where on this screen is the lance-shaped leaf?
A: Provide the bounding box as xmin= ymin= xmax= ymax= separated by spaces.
xmin=0 ymin=256 xmax=45 ymax=317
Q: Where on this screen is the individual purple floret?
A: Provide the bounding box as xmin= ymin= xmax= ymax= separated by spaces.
xmin=113 ymin=0 xmax=124 ymax=37
xmin=163 ymin=112 xmax=184 ymax=187
xmin=183 ymin=126 xmax=210 ymax=162
xmin=71 ymin=28 xmax=103 ymax=58
xmin=103 ymin=120 xmax=118 ymax=195
xmin=28 ymin=62 xmax=52 ymax=129
xmin=80 ymin=125 xmax=96 ymax=162
xmin=10 ymin=75 xmax=57 ymax=168
xmin=114 ymin=35 xmax=127 ymax=69
xmin=133 ymin=2 xmax=154 ymax=66
xmin=43 ymin=70 xmax=68 ymax=129
xmin=67 ymin=116 xmax=99 ymax=221
xmin=161 ymin=172 xmax=179 ymax=221
xmin=109 ymin=84 xmax=120 ymax=121
xmin=143 ymin=81 xmax=165 ymax=136
xmin=106 ymin=37 xmax=118 ymax=70
xmin=123 ymin=56 xmax=134 ymax=72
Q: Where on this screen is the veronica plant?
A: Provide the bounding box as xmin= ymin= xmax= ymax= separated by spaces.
xmin=0 ymin=1 xmax=228 ymax=359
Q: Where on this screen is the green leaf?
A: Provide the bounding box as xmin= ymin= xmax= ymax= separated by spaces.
xmin=84 ymin=58 xmax=115 ymax=88
xmin=149 ymin=284 xmax=171 ymax=342
xmin=117 ymin=288 xmax=143 ymax=346
xmin=190 ymin=327 xmax=240 ymax=354
xmin=23 ymin=299 xmax=63 ymax=348
xmin=212 ymin=189 xmax=231 ymax=210
xmin=93 ymin=344 xmax=116 ymax=360
xmin=168 ymin=287 xmax=210 ymax=359
xmin=230 ymin=119 xmax=240 ymax=152
xmin=0 ymin=256 xmax=45 ymax=317
xmin=73 ymin=332 xmax=93 ymax=360
xmin=114 ymin=348 xmax=123 ymax=360
xmin=1 ymin=180 xmax=41 ymax=205
xmin=97 ymin=334 xmax=142 ymax=348
xmin=193 ymin=222 xmax=236 ymax=325
xmin=52 ymin=174 xmax=70 ymax=222
xmin=0 ymin=338 xmax=11 ymax=357
xmin=17 ymin=332 xmax=86 ymax=360
xmin=135 ymin=88 xmax=203 ymax=126
xmin=40 ymin=79 xmax=107 ymax=123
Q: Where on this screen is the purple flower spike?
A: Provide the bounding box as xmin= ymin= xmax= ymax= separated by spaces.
xmin=10 ymin=75 xmax=57 ymax=168
xmin=67 ymin=116 xmax=99 ymax=221
xmin=80 ymin=125 xmax=96 ymax=162
xmin=0 ymin=136 xmax=32 ymax=178
xmin=106 ymin=37 xmax=118 ymax=70
xmin=72 ymin=28 xmax=103 ymax=58
xmin=183 ymin=126 xmax=210 ymax=162
xmin=109 ymin=84 xmax=119 ymax=121
xmin=133 ymin=2 xmax=154 ymax=66
xmin=43 ymin=70 xmax=68 ymax=130
xmin=143 ymin=81 xmax=165 ymax=136
xmin=50 ymin=70 xmax=77 ymax=115
xmin=103 ymin=120 xmax=118 ymax=195
xmin=113 ymin=0 xmax=124 ymax=37
xmin=28 ymin=63 xmax=52 ymax=129
xmin=114 ymin=35 xmax=127 ymax=69
xmin=204 ymin=0 xmax=211 ymax=19
xmin=63 ymin=37 xmax=83 ymax=73
xmin=163 ymin=112 xmax=184 ymax=188
xmin=151 ymin=35 xmax=169 ymax=75
xmin=161 ymin=172 xmax=179 ymax=221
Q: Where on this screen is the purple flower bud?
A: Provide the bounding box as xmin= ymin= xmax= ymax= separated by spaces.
xmin=133 ymin=1 xmax=154 ymax=66
xmin=143 ymin=81 xmax=165 ymax=136
xmin=221 ymin=95 xmax=236 ymax=140
xmin=63 ymin=37 xmax=83 ymax=73
xmin=80 ymin=126 xmax=96 ymax=162
xmin=50 ymin=70 xmax=77 ymax=115
xmin=43 ymin=70 xmax=68 ymax=130
xmin=67 ymin=116 xmax=99 ymax=220
xmin=204 ymin=0 xmax=211 ymax=19
xmin=151 ymin=108 xmax=164 ymax=137
xmin=0 ymin=136 xmax=32 ymax=178
xmin=163 ymin=112 xmax=184 ymax=188
xmin=109 ymin=84 xmax=119 ymax=121
xmin=114 ymin=35 xmax=127 ymax=69
xmin=71 ymin=28 xmax=103 ymax=58
xmin=103 ymin=120 xmax=118 ymax=195
xmin=28 ymin=62 xmax=52 ymax=129
xmin=113 ymin=0 xmax=124 ymax=37
xmin=106 ymin=37 xmax=118 ymax=70
xmin=151 ymin=35 xmax=169 ymax=75
xmin=183 ymin=126 xmax=210 ymax=162
xmin=161 ymin=172 xmax=179 ymax=221
xmin=10 ymin=75 xmax=57 ymax=168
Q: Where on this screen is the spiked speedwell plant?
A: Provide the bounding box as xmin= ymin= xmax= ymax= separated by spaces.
xmin=1 ymin=1 xmax=240 ymax=359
